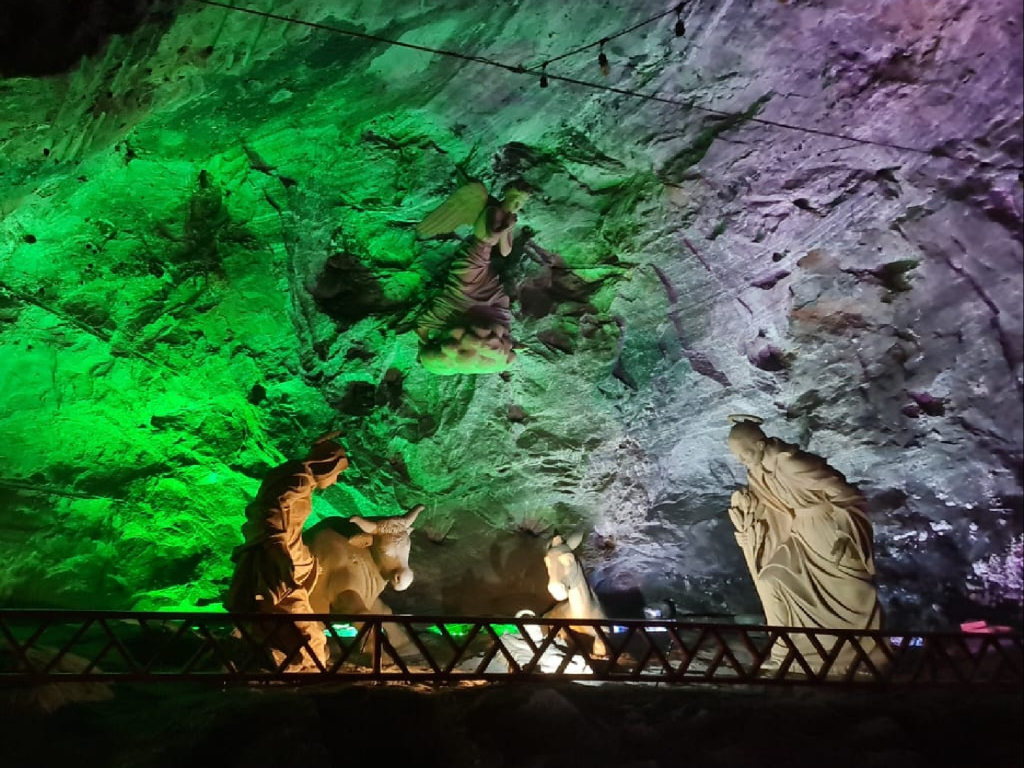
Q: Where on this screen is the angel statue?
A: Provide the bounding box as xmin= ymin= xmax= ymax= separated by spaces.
xmin=413 ymin=179 xmax=532 ymax=375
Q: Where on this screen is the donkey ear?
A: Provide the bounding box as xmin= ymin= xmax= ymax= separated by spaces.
xmin=565 ymin=531 xmax=584 ymax=551
xmin=350 ymin=516 xmax=379 ymax=534
xmin=403 ymin=504 xmax=425 ymax=526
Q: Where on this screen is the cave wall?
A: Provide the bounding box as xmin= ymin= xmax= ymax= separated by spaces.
xmin=0 ymin=0 xmax=1021 ymax=626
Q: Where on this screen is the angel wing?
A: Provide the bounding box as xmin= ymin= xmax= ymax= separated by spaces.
xmin=415 ymin=182 xmax=489 ymax=239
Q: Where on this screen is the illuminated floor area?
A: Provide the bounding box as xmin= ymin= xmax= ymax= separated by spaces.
xmin=1 ymin=680 xmax=1021 ymax=768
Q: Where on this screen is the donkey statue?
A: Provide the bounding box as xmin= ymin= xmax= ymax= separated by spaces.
xmin=542 ymin=532 xmax=608 ymax=657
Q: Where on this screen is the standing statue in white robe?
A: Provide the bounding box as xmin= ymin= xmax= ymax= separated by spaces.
xmin=726 ymin=415 xmax=883 ymax=673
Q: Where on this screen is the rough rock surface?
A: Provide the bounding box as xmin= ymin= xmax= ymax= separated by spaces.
xmin=0 ymin=0 xmax=1021 ymax=628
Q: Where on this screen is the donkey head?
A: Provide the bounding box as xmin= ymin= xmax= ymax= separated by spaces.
xmin=543 ymin=531 xmax=585 ymax=602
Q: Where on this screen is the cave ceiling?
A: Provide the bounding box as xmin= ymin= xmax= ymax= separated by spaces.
xmin=0 ymin=0 xmax=1021 ymax=626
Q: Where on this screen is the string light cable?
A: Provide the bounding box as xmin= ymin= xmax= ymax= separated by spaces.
xmin=524 ymin=3 xmax=686 ymax=72
xmin=185 ymin=0 xmax=1018 ymax=164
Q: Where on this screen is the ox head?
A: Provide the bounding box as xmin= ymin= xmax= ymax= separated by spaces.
xmin=350 ymin=504 xmax=423 ymax=591
xmin=543 ymin=532 xmax=584 ymax=602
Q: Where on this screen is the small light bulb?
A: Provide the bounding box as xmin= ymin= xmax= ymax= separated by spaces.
xmin=598 ymin=51 xmax=609 ymax=77
xmin=540 ymin=72 xmax=549 ymax=88
xmin=674 ymin=18 xmax=686 ymax=36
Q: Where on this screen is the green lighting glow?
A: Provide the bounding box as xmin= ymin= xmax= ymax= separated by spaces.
xmin=328 ymin=623 xmax=360 ymax=638
xmin=0 ymin=48 xmax=597 ymax=612
xmin=325 ymin=623 xmax=522 ymax=640
xmin=424 ymin=623 xmax=520 ymax=638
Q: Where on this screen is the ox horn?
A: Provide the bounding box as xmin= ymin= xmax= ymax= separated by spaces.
xmin=349 ymin=516 xmax=379 ymax=534
xmin=403 ymin=504 xmax=425 ymax=525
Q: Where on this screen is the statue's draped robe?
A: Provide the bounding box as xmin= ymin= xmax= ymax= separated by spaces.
xmin=417 ymin=205 xmax=515 ymax=334
xmin=224 ymin=460 xmax=328 ymax=670
xmin=732 ymin=439 xmax=882 ymax=670
xmin=416 ymin=205 xmax=517 ymax=374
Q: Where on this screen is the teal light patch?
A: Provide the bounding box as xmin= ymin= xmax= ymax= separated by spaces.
xmin=326 ymin=622 xmax=521 ymax=639
xmin=424 ymin=623 xmax=520 ymax=638
xmin=328 ymin=623 xmax=361 ymax=638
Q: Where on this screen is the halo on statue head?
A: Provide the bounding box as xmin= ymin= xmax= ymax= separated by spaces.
xmin=727 ymin=414 xmax=764 ymax=425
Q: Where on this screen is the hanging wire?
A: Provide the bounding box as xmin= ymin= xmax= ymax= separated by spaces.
xmin=186 ymin=0 xmax=1018 ymax=163
xmin=537 ymin=69 xmax=936 ymax=155
xmin=191 ymin=0 xmax=519 ymax=71
xmin=525 ymin=3 xmax=684 ymax=72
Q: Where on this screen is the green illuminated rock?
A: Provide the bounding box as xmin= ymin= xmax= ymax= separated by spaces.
xmin=0 ymin=0 xmax=1020 ymax=625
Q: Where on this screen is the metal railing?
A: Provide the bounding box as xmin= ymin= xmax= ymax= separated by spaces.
xmin=0 ymin=610 xmax=1020 ymax=687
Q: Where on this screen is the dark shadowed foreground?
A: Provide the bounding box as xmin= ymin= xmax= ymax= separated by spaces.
xmin=1 ymin=681 xmax=1020 ymax=768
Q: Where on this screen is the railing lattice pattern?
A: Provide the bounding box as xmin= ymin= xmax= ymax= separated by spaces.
xmin=1 ymin=610 xmax=1020 ymax=687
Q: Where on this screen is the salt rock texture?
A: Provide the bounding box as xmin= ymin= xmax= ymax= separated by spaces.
xmin=0 ymin=0 xmax=1021 ymax=628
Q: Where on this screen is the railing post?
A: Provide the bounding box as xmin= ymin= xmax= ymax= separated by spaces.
xmin=372 ymin=616 xmax=382 ymax=680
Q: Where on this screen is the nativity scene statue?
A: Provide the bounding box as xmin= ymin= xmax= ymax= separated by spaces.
xmin=541 ymin=532 xmax=609 ymax=658
xmin=305 ymin=504 xmax=424 ymax=664
xmin=413 ymin=179 xmax=531 ymax=375
xmin=725 ymin=415 xmax=883 ymax=673
xmin=223 ymin=434 xmax=350 ymax=672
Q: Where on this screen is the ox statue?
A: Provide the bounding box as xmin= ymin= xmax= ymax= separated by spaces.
xmin=304 ymin=504 xmax=423 ymax=659
xmin=542 ymin=532 xmax=608 ymax=657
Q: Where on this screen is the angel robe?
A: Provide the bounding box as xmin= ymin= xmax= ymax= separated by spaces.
xmin=416 ymin=203 xmax=516 ymax=336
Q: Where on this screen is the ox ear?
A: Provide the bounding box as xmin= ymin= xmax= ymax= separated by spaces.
xmin=350 ymin=516 xmax=379 ymax=534
xmin=403 ymin=504 xmax=425 ymax=526
xmin=565 ymin=531 xmax=584 ymax=551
